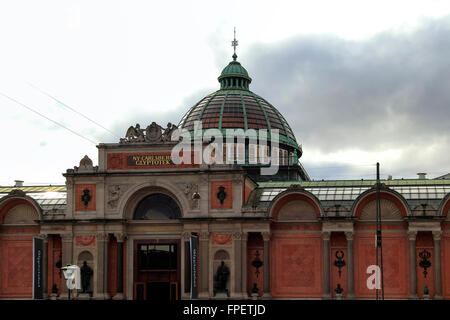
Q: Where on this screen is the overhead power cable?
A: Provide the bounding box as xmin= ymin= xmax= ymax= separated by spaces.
xmin=0 ymin=91 xmax=98 ymax=145
xmin=27 ymin=82 xmax=120 ymax=139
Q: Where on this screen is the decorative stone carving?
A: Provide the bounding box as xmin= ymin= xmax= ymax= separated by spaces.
xmin=217 ymin=186 xmax=227 ymax=205
xmin=115 ymin=233 xmax=127 ymax=243
xmin=232 ymin=232 xmax=242 ymax=240
xmin=119 ymin=122 xmax=178 ymax=144
xmin=161 ymin=122 xmax=178 ymax=142
xmin=8 ymin=189 xmax=26 ymax=197
xmin=76 ymin=235 xmax=96 ymax=247
xmin=107 ymin=185 xmax=130 ymax=209
xmin=181 ymin=232 xmax=191 ymax=241
xmin=359 ymin=198 xmax=403 ymax=221
xmin=81 ymin=189 xmax=92 ymax=207
xmin=407 ymin=231 xmax=418 ymax=241
xmin=322 ymin=232 xmax=331 ymax=241
xmin=287 ymin=184 xmax=304 ymax=191
xmin=3 ymin=204 xmax=39 ymax=224
xmin=181 ymin=183 xmax=200 ymax=209
xmin=432 ymin=231 xmax=442 ymax=241
xmin=96 ymin=232 xmax=109 ymax=241
xmin=74 ymin=155 xmax=98 ymax=173
xmin=344 ymin=232 xmax=354 ymax=241
xmin=277 ymin=200 xmax=317 ymax=220
xmin=212 ymin=234 xmax=232 ymax=245
xmin=261 ymin=232 xmax=271 ymax=241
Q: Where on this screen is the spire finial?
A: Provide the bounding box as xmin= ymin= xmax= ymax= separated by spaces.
xmin=231 ymin=27 xmax=238 ymax=61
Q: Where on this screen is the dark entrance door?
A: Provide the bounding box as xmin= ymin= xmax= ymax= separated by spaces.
xmin=134 ymin=241 xmax=180 ymax=301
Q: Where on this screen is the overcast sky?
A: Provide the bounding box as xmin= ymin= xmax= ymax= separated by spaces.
xmin=0 ymin=0 xmax=449 ymax=185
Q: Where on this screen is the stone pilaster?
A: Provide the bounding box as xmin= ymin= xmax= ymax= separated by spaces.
xmin=199 ymin=231 xmax=210 ymax=299
xmin=232 ymin=232 xmax=244 ymax=298
xmin=181 ymin=232 xmax=190 ymax=298
xmin=262 ymin=232 xmax=271 ymax=299
xmin=408 ymin=231 xmax=418 ymax=299
xmin=113 ymin=233 xmax=126 ymax=300
xmin=432 ymin=231 xmax=443 ymax=299
xmin=322 ymin=231 xmax=331 ymax=299
xmin=94 ymin=232 xmax=109 ymax=300
xmin=60 ymin=233 xmax=73 ymax=299
xmin=345 ymin=231 xmax=354 ymax=299
xmin=39 ymin=234 xmax=49 ymax=299
xmin=241 ymin=232 xmax=248 ymax=299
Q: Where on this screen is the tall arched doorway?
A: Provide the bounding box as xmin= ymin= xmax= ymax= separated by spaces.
xmin=132 ymin=193 xmax=181 ymax=301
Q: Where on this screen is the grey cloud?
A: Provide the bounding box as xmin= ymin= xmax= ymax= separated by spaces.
xmin=239 ymin=17 xmax=450 ymax=178
xmin=245 ymin=17 xmax=450 ymax=153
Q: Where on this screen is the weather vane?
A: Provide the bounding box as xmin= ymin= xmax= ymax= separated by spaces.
xmin=231 ymin=27 xmax=238 ymax=60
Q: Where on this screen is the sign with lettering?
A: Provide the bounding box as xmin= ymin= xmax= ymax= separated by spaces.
xmin=33 ymin=237 xmax=43 ymax=299
xmin=127 ymin=154 xmax=173 ymax=166
xmin=107 ymin=152 xmax=199 ymax=170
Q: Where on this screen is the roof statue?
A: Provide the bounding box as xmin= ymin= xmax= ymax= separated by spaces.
xmin=119 ymin=122 xmax=178 ymax=144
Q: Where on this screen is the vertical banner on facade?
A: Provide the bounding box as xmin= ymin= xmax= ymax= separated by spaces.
xmin=190 ymin=234 xmax=198 ymax=299
xmin=33 ymin=237 xmax=43 ymax=299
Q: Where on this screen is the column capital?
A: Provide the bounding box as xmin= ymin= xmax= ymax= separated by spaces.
xmin=199 ymin=231 xmax=210 ymax=241
xmin=322 ymin=231 xmax=331 ymax=241
xmin=232 ymin=232 xmax=243 ymax=240
xmin=344 ymin=231 xmax=354 ymax=241
xmin=115 ymin=232 xmax=127 ymax=243
xmin=61 ymin=233 xmax=73 ymax=242
xmin=407 ymin=230 xmax=418 ymax=241
xmin=241 ymin=232 xmax=248 ymax=241
xmin=432 ymin=230 xmax=442 ymax=241
xmin=181 ymin=231 xmax=191 ymax=241
xmin=96 ymin=231 xmax=109 ymax=242
xmin=262 ymin=231 xmax=271 ymax=241
xmin=37 ymin=234 xmax=49 ymax=242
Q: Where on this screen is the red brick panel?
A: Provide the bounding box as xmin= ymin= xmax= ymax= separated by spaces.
xmin=330 ymin=233 xmax=348 ymax=298
xmin=354 ymin=232 xmax=409 ymax=298
xmin=270 ymin=233 xmax=323 ymax=298
xmin=442 ymin=233 xmax=450 ymax=299
xmin=47 ymin=235 xmax=62 ymax=296
xmin=0 ymin=236 xmax=34 ymax=298
xmin=75 ymin=184 xmax=96 ymax=212
xmin=108 ymin=237 xmax=118 ymax=297
xmin=247 ymin=248 xmax=264 ymax=297
xmin=210 ymin=181 xmax=233 ymax=210
xmin=416 ymin=247 xmax=434 ymax=298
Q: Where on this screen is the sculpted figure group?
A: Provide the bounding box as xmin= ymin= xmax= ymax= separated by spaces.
xmin=120 ymin=122 xmax=178 ymax=144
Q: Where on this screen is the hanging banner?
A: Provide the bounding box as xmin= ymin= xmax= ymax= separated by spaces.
xmin=190 ymin=234 xmax=198 ymax=299
xmin=33 ymin=237 xmax=43 ymax=299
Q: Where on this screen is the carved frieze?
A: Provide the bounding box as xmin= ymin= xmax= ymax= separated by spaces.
xmin=212 ymin=234 xmax=232 ymax=245
xmin=76 ymin=235 xmax=96 ymax=247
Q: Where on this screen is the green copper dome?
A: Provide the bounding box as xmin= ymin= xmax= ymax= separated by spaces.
xmin=178 ymin=55 xmax=302 ymax=157
xmin=218 ymin=58 xmax=252 ymax=90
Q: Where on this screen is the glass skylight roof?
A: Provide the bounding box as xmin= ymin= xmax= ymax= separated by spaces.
xmin=255 ymin=182 xmax=450 ymax=204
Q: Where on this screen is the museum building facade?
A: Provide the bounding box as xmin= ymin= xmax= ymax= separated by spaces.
xmin=1 ymin=52 xmax=450 ymax=300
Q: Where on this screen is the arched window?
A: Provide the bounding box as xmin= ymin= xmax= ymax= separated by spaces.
xmin=133 ymin=193 xmax=181 ymax=220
